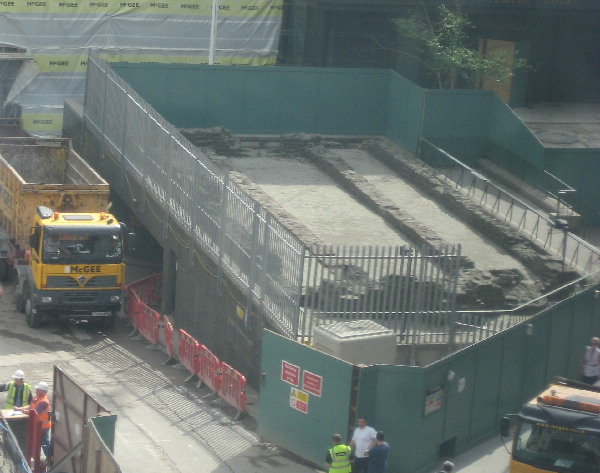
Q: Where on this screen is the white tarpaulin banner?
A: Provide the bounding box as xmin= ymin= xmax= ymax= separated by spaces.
xmin=0 ymin=0 xmax=283 ymax=135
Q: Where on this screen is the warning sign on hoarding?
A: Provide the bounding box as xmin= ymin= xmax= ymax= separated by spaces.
xmin=424 ymin=385 xmax=444 ymax=415
xmin=302 ymin=370 xmax=323 ymax=397
xmin=281 ymin=361 xmax=300 ymax=386
xmin=290 ymin=387 xmax=309 ymax=414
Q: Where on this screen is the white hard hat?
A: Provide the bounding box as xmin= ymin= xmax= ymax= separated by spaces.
xmin=12 ymin=370 xmax=25 ymax=379
xmin=35 ymin=381 xmax=49 ymax=392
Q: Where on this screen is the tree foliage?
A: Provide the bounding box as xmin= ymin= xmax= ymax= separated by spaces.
xmin=392 ymin=4 xmax=529 ymax=89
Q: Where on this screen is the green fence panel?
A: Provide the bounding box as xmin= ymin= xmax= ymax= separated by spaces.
xmin=521 ymin=313 xmax=553 ymax=402
xmin=259 ymin=330 xmax=355 ymax=467
xmin=442 ymin=351 xmax=478 ymax=452
xmin=550 ymin=291 xmax=599 ymax=381
xmin=357 ymin=365 xmax=429 ymax=473
xmin=544 ymin=148 xmax=600 ymax=222
xmin=420 ymin=89 xmax=493 ymax=165
xmin=488 ymin=95 xmax=545 ymax=168
xmin=89 ymin=415 xmax=117 ymax=453
xmin=497 ymin=326 xmax=527 ymax=418
xmin=110 ymin=64 xmax=390 ymax=135
xmin=385 ymin=72 xmax=425 ymax=154
xmin=469 ymin=338 xmax=503 ymax=443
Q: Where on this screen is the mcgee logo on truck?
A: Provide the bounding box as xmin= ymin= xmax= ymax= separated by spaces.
xmin=65 ymin=265 xmax=103 ymax=273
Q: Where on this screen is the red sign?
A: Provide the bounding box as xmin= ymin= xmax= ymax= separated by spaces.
xmin=281 ymin=361 xmax=300 ymax=386
xmin=295 ymin=400 xmax=308 ymax=414
xmin=290 ymin=396 xmax=308 ymax=414
xmin=302 ymin=370 xmax=323 ymax=397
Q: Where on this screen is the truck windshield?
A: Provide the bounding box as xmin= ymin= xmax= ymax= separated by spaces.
xmin=513 ymin=420 xmax=600 ymax=473
xmin=43 ymin=230 xmax=123 ymax=264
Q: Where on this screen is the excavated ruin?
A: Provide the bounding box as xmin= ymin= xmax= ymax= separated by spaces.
xmin=181 ymin=127 xmax=578 ymax=311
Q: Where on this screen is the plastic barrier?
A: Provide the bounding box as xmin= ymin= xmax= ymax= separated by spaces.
xmin=178 ymin=330 xmax=201 ymax=376
xmin=127 ymin=273 xmax=161 ymax=305
xmin=127 ymin=275 xmax=247 ymax=418
xmin=195 ymin=345 xmax=222 ymax=393
xmin=125 ymin=290 xmax=141 ymax=330
xmin=26 ymin=409 xmax=43 ymax=473
xmin=162 ymin=315 xmax=175 ymax=360
xmin=138 ymin=305 xmax=160 ymax=345
xmin=218 ymin=362 xmax=247 ymax=416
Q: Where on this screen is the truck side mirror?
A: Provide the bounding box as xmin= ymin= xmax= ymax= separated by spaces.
xmin=29 ymin=234 xmax=35 ymax=248
xmin=500 ymin=416 xmax=511 ymax=437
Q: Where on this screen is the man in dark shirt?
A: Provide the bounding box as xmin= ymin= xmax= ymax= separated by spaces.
xmin=0 ymin=369 xmax=33 ymax=409
xmin=367 ymin=431 xmax=389 ymax=473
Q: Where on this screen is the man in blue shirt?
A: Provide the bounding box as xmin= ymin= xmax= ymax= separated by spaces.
xmin=367 ymin=431 xmax=389 ymax=473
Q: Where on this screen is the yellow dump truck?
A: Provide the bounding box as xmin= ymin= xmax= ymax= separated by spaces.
xmin=501 ymin=377 xmax=600 ymax=473
xmin=0 ymin=137 xmax=131 ymax=327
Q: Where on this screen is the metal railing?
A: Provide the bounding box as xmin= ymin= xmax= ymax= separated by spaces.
xmin=84 ymin=53 xmax=305 ymax=339
xmin=419 ymin=138 xmax=600 ymax=275
xmin=450 ymin=270 xmax=600 ymax=350
xmin=82 ymin=55 xmax=599 ymax=359
xmin=298 ymin=244 xmax=462 ymax=344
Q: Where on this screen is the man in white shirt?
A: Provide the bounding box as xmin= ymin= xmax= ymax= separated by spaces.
xmin=350 ymin=417 xmax=377 ymax=473
xmin=580 ymin=337 xmax=600 ymax=384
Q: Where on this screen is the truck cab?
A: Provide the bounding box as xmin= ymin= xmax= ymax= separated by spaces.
xmin=15 ymin=206 xmax=130 ymax=327
xmin=503 ymin=378 xmax=600 ymax=473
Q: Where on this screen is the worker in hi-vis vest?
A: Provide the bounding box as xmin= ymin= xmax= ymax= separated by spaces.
xmin=325 ymin=433 xmax=353 ymax=473
xmin=15 ymin=381 xmax=52 ymax=458
xmin=0 ymin=369 xmax=32 ymax=409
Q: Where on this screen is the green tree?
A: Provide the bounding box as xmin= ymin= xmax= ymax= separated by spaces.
xmin=392 ymin=3 xmax=528 ymax=89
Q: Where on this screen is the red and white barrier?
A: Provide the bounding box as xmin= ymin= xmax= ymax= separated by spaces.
xmin=218 ymin=362 xmax=247 ymax=418
xmin=126 ymin=274 xmax=248 ymax=419
xmin=162 ymin=315 xmax=175 ymax=360
xmin=178 ymin=329 xmax=201 ymax=377
xmin=195 ymin=345 xmax=222 ymax=393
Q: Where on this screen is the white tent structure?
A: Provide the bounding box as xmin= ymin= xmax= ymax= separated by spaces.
xmin=0 ymin=0 xmax=283 ymax=136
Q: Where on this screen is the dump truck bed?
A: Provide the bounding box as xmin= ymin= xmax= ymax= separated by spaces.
xmin=0 ymin=137 xmax=110 ymax=249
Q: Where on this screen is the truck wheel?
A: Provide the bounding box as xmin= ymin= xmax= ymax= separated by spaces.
xmin=15 ymin=291 xmax=25 ymax=313
xmin=15 ymin=284 xmax=29 ymax=313
xmin=0 ymin=260 xmax=8 ymax=281
xmin=25 ymin=296 xmax=41 ymax=328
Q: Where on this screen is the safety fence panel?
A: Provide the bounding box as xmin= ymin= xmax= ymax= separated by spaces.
xmin=138 ymin=305 xmax=160 ymax=345
xmin=195 ymin=345 xmax=222 ymax=394
xmin=125 ymin=274 xmax=162 ymax=346
xmin=162 ymin=315 xmax=174 ymax=360
xmin=84 ymin=55 xmax=305 ymax=340
xmin=126 ymin=274 xmax=162 ymax=306
xmin=124 ymin=288 xmax=142 ymax=329
xmin=178 ymin=330 xmax=201 ymax=376
xmin=218 ymin=363 xmax=247 ymax=415
xmin=300 ymin=244 xmax=462 ymax=345
xmin=25 ymin=411 xmax=42 ymax=473
xmin=126 ymin=274 xmax=249 ymax=416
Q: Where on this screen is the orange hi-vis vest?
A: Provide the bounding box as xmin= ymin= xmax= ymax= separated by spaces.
xmin=30 ymin=394 xmax=51 ymax=430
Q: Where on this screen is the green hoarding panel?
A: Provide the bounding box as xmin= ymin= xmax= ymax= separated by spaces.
xmin=470 ymin=339 xmax=503 ymax=442
xmin=359 ymin=365 xmax=428 ymax=473
xmin=89 ymin=414 xmax=117 ymax=453
xmin=259 ymin=330 xmax=354 ymax=467
xmin=111 ymin=64 xmax=390 ymax=135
